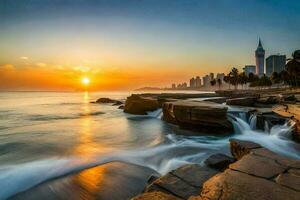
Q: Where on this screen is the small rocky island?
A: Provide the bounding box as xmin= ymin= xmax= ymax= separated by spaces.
xmin=115 ymin=89 xmax=300 ymax=200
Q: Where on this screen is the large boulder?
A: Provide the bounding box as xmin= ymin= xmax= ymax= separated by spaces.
xmin=95 ymin=97 xmax=122 ymax=105
xmin=162 ymin=100 xmax=233 ymax=134
xmin=226 ymin=96 xmax=258 ymax=107
xmin=255 ymin=112 xmax=288 ymax=131
xmin=124 ymin=95 xmax=159 ymax=115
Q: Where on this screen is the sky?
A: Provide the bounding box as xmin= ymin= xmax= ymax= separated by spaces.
xmin=0 ymin=0 xmax=300 ymax=91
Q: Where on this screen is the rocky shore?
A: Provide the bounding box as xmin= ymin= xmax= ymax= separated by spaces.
xmin=132 ymin=139 xmax=300 ymax=200
xmin=121 ymin=89 xmax=300 ymax=200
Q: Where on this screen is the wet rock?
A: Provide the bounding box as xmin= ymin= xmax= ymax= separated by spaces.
xmin=124 ymin=95 xmax=159 ymax=115
xmin=273 ymin=103 xmax=300 ymax=142
xmin=162 ymin=100 xmax=233 ymax=134
xmin=131 ymin=191 xmax=181 ymax=200
xmin=145 ymin=173 xmax=199 ymax=199
xmin=198 ymin=169 xmax=300 ymax=200
xmin=203 ymin=97 xmax=227 ymax=104
xmin=226 ymin=96 xmax=258 ymax=107
xmin=170 ymin=165 xmax=219 ymax=187
xmin=147 ymin=174 xmax=160 ymax=185
xmin=204 ymin=153 xmax=235 ymax=171
xmin=96 ymin=97 xmax=122 ymax=104
xmin=118 ymin=105 xmax=125 ymax=109
xmin=229 ymin=139 xmax=261 ymax=160
xmin=256 ymin=112 xmax=288 ymax=131
xmin=276 ymin=172 xmax=300 ymax=191
xmin=229 ymin=154 xmax=286 ymax=178
xmin=144 ymin=164 xmax=219 ymax=199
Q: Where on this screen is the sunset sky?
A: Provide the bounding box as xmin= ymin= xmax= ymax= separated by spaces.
xmin=1 ymin=0 xmax=300 ymax=91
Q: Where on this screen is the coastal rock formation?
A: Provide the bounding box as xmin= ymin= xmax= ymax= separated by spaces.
xmin=226 ymin=96 xmax=258 ymax=107
xmin=144 ymin=164 xmax=219 ymax=199
xmin=255 ymin=111 xmax=288 ymax=131
xmin=162 ymin=100 xmax=233 ymax=134
xmin=124 ymin=95 xmax=159 ymax=115
xmin=133 ymin=140 xmax=300 ymax=200
xmin=273 ymin=103 xmax=300 ymax=142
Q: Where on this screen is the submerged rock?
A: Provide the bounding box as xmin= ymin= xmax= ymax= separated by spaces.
xmin=124 ymin=95 xmax=159 ymax=115
xmin=95 ymin=97 xmax=123 ymax=105
xmin=162 ymin=100 xmax=233 ymax=134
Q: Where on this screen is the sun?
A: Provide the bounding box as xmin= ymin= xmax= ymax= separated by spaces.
xmin=81 ymin=77 xmax=90 ymax=85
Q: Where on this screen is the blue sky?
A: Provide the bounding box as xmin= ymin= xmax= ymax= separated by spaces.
xmin=0 ymin=0 xmax=300 ymax=90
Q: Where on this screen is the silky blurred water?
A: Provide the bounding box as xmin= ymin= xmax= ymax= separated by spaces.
xmin=0 ymin=91 xmax=299 ymax=199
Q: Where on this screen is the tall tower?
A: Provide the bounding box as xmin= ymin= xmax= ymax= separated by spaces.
xmin=255 ymin=38 xmax=265 ymax=76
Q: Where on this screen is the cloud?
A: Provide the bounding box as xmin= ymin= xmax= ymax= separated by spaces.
xmin=20 ymin=56 xmax=28 ymax=60
xmin=0 ymin=64 xmax=14 ymax=70
xmin=36 ymin=63 xmax=47 ymax=67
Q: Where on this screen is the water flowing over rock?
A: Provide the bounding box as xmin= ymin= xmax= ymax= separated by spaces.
xmin=124 ymin=95 xmax=159 ymax=115
xmin=273 ymin=103 xmax=300 ymax=142
xmin=162 ymin=100 xmax=233 ymax=134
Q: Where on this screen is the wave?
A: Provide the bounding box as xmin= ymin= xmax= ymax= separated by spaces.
xmin=0 ymin=134 xmax=225 ymax=199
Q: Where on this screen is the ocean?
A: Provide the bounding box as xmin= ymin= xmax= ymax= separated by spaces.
xmin=0 ymin=91 xmax=299 ymax=200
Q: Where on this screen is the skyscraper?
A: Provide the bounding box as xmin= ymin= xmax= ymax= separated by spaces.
xmin=266 ymin=55 xmax=286 ymax=76
xmin=190 ymin=77 xmax=196 ymax=88
xmin=195 ymin=76 xmax=201 ymax=87
xmin=255 ymin=39 xmax=265 ymax=76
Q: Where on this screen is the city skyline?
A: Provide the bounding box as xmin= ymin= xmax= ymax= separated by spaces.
xmin=1 ymin=0 xmax=300 ymax=91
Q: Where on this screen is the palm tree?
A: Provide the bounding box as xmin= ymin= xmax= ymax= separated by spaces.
xmin=223 ymin=75 xmax=231 ymax=90
xmin=286 ymin=50 xmax=300 ymax=88
xmin=217 ymin=78 xmax=222 ymax=90
xmin=210 ymin=79 xmax=217 ymax=88
xmin=270 ymin=72 xmax=281 ymax=85
xmin=229 ymin=67 xmax=239 ymax=90
xmin=238 ymin=72 xmax=248 ymax=89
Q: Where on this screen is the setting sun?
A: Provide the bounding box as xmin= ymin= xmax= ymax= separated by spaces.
xmin=82 ymin=77 xmax=90 ymax=85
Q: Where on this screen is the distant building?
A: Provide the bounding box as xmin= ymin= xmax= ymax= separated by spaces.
xmin=266 ymin=55 xmax=286 ymax=76
xmin=195 ymin=76 xmax=201 ymax=87
xmin=203 ymin=75 xmax=210 ymax=87
xmin=243 ymin=65 xmax=256 ymax=76
xmin=255 ymin=39 xmax=265 ymax=76
xmin=190 ymin=77 xmax=196 ymax=88
xmin=182 ymin=82 xmax=187 ymax=88
xmin=171 ymin=83 xmax=176 ymax=89
xmin=216 ymin=73 xmax=225 ymax=83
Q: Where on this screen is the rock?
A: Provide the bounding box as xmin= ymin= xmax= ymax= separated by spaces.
xmin=131 ymin=191 xmax=181 ymax=200
xmin=251 ymin=148 xmax=300 ymax=167
xmin=229 ymin=154 xmax=286 ymax=178
xmin=256 ymin=112 xmax=288 ymax=131
xmin=198 ymin=169 xmax=300 ymax=200
xmin=203 ymin=97 xmax=227 ymax=104
xmin=147 ymin=174 xmax=160 ymax=185
xmin=204 ymin=153 xmax=235 ymax=170
xmin=145 ymin=164 xmax=219 ymax=199
xmin=226 ymin=96 xmax=258 ymax=107
xmin=145 ymin=173 xmax=199 ymax=199
xmin=96 ymin=97 xmax=122 ymax=104
xmin=162 ymin=100 xmax=233 ymax=134
xmin=170 ymin=165 xmax=219 ymax=188
xmin=276 ymin=172 xmax=300 ymax=191
xmin=283 ymin=94 xmax=297 ymax=102
xmin=124 ymin=95 xmax=159 ymax=115
xmin=273 ymin=103 xmax=300 ymax=142
xmin=256 ymin=96 xmax=280 ymax=105
xmin=112 ymin=101 xmax=123 ymax=106
xmin=118 ymin=105 xmax=125 ymax=109
xmin=229 ymin=139 xmax=261 ymax=160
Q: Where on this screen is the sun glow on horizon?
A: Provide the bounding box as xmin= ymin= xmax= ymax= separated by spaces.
xmin=82 ymin=77 xmax=90 ymax=86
